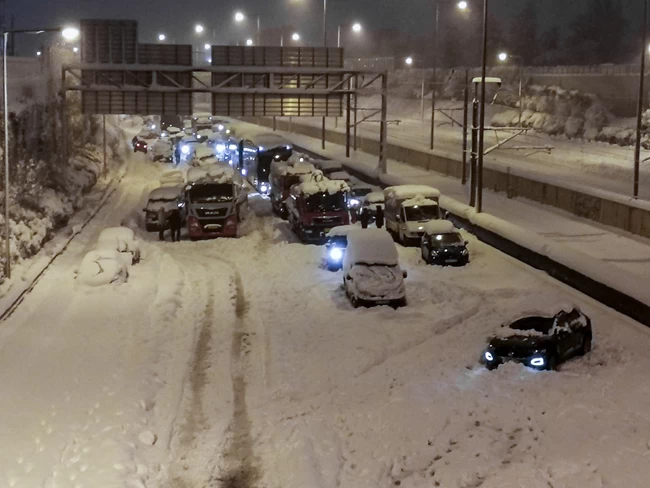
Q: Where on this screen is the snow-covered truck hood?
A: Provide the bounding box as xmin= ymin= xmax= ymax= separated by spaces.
xmin=349 ymin=264 xmax=405 ymax=300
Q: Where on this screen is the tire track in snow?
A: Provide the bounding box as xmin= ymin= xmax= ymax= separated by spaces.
xmin=219 ymin=269 xmax=260 ymax=488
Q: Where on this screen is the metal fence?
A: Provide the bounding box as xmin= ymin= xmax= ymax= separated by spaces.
xmin=345 ymin=57 xmax=395 ymax=72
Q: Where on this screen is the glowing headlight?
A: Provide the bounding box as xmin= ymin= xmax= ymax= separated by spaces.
xmin=329 ymin=247 xmax=344 ymax=261
xmin=217 ymin=124 xmax=225 ymax=131
xmin=242 ymin=168 xmax=248 ymax=176
xmin=260 ymin=184 xmax=269 ymax=193
xmin=229 ymin=144 xmax=238 ymax=151
xmin=181 ymin=145 xmax=190 ymax=155
xmin=275 ymin=154 xmax=281 ymax=160
xmin=461 ymin=249 xmax=468 ymax=255
xmin=226 ymin=129 xmax=231 ymax=134
xmin=530 ymin=357 xmax=545 ymax=367
xmin=349 ymin=198 xmax=360 ymax=207
xmin=216 ymin=143 xmax=226 ymax=153
xmin=418 ymin=226 xmax=424 ymax=231
xmin=299 ymin=157 xmax=305 ymax=163
xmin=436 ymin=235 xmax=443 ymax=241
xmin=485 ymin=351 xmax=494 ymax=362
xmin=258 ymin=146 xmax=265 ymax=151
xmin=286 ymin=145 xmax=291 ymax=150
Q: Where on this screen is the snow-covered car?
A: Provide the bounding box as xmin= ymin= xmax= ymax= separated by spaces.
xmin=324 ymin=225 xmax=360 ymax=271
xmin=482 ymin=306 xmax=592 ymax=371
xmin=191 ymin=145 xmax=219 ymax=167
xmin=177 ymin=136 xmax=203 ymax=161
xmin=361 ymin=191 xmax=385 ymax=223
xmin=150 ymin=138 xmax=173 ymax=162
xmin=314 ymin=160 xmax=343 ymax=177
xmin=343 ymin=229 xmax=407 ymax=308
xmin=144 ymin=186 xmax=183 ymax=231
xmin=77 ymin=249 xmax=129 ymax=287
xmin=96 ymin=227 xmax=141 ymax=265
xmin=421 ymin=220 xmax=469 ymax=266
xmin=348 ymin=185 xmax=373 ymax=209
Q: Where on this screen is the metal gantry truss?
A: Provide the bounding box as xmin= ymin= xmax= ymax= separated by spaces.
xmin=61 ymin=64 xmax=389 ymax=172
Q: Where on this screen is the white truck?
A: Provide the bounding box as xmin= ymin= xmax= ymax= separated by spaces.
xmin=383 ymin=185 xmax=442 ymax=244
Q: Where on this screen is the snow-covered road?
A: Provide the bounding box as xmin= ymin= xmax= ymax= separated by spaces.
xmin=3 ymin=152 xmax=650 ymax=488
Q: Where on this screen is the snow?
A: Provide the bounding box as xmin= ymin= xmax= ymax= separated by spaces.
xmin=160 ymin=170 xmax=185 ymax=187
xmin=197 ymin=129 xmax=213 ymax=138
xmin=402 ymin=195 xmax=439 ymax=208
xmin=242 ymin=131 xmax=292 ymax=150
xmin=96 ymin=227 xmax=141 ymax=265
xmin=422 ymin=219 xmax=458 ymax=235
xmin=364 ymin=191 xmax=385 ymax=204
xmin=293 ymin=178 xmax=350 ymax=196
xmin=272 ymin=161 xmax=316 ymax=176
xmin=344 ymin=229 xmax=399 ymax=268
xmin=385 ymin=185 xmax=441 ymax=201
xmin=186 ymin=164 xmax=238 ymax=184
xmin=194 ymin=145 xmax=215 ymax=160
xmin=327 ymin=224 xmax=362 ymax=237
xmin=315 ymin=160 xmax=344 ymax=172
xmin=328 ymin=170 xmax=352 ymax=181
xmin=77 ymin=248 xmax=129 ymax=286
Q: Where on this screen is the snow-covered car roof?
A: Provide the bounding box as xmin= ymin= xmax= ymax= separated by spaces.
xmin=194 ymin=145 xmax=215 ymax=160
xmin=292 ymin=178 xmax=350 ymax=196
xmin=272 ymin=161 xmax=316 ymax=177
xmin=148 ymin=186 xmax=182 ymax=201
xmin=241 ymin=130 xmax=292 ymax=149
xmin=344 ymin=229 xmax=399 ymax=267
xmin=187 ymin=164 xmax=240 ymax=185
xmin=384 ymin=185 xmax=441 ymax=201
xmin=364 ymin=191 xmax=385 ymax=204
xmin=167 ymin=126 xmax=181 ymax=133
xmin=327 ymin=224 xmax=361 ymax=238
xmin=197 ymin=129 xmax=213 ymax=137
xmin=329 ymin=171 xmax=352 ymax=181
xmin=422 ymin=220 xmax=458 ymax=235
xmin=403 ymin=195 xmax=440 ymax=208
xmin=315 ymin=160 xmax=343 ymax=171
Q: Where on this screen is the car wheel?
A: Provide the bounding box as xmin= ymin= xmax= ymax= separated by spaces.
xmin=486 ymin=362 xmax=498 ymax=371
xmin=350 ymin=294 xmax=360 ymax=308
xmin=393 ymin=297 xmax=407 ymax=309
xmin=581 ymin=334 xmax=592 ymax=355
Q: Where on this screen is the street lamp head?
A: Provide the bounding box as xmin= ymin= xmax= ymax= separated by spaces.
xmin=204 ymin=43 xmax=211 ymax=50
xmin=61 ymin=27 xmax=80 ymax=41
xmin=457 ymin=1 xmax=469 ymax=10
xmin=498 ymin=52 xmax=508 ymax=62
xmin=352 ymin=23 xmax=362 ymax=33
xmin=405 ymin=56 xmax=413 ymax=66
xmin=158 ymin=33 xmax=166 ymax=42
xmin=246 ymin=38 xmax=254 ymax=46
xmin=73 ymin=47 xmax=78 ymax=53
xmin=292 ymin=32 xmax=300 ymax=41
xmin=195 ymin=24 xmax=205 ymax=34
xmin=235 ymin=11 xmax=245 ymax=22
xmin=36 ymin=51 xmax=42 ymax=56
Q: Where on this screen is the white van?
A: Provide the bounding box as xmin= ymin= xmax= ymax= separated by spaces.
xmin=383 ymin=185 xmax=441 ymax=244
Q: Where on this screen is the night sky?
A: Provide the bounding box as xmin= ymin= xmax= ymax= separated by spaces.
xmin=6 ymin=0 xmax=639 ymax=53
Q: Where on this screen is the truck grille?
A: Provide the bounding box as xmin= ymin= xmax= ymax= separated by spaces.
xmin=197 ymin=208 xmax=228 ymax=218
xmin=313 ymin=216 xmax=343 ymax=226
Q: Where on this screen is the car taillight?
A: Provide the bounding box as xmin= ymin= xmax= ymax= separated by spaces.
xmin=188 ymin=216 xmax=201 ymax=230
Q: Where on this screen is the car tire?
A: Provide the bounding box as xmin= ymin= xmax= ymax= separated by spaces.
xmin=421 ymin=247 xmax=428 ymax=263
xmin=393 ymin=297 xmax=407 ymax=309
xmin=486 ymin=362 xmax=498 ymax=371
xmin=546 ymin=355 xmax=559 ymax=371
xmin=581 ymin=334 xmax=592 ymax=355
xmin=350 ymin=295 xmax=360 ymax=308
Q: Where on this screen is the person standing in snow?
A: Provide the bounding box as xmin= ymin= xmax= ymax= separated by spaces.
xmin=168 ymin=208 xmax=182 ymax=242
xmin=158 ymin=207 xmax=167 ymax=241
xmin=360 ymin=207 xmax=369 ymax=229
xmin=375 ymin=205 xmax=385 ymax=229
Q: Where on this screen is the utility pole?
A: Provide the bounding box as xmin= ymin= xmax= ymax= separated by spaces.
xmin=476 ymin=0 xmax=489 ymax=213
xmin=634 ymin=0 xmax=648 ymax=199
xmin=430 ymin=0 xmax=440 ymax=150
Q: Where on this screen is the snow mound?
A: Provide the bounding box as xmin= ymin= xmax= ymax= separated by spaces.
xmin=384 ymin=185 xmax=441 ymax=200
xmin=422 ymin=219 xmax=458 ymax=235
xmin=187 ymin=164 xmax=237 ymax=184
xmin=344 ymin=229 xmax=399 ymax=268
xmin=78 ymin=249 xmax=128 ymax=286
xmin=327 ymin=224 xmax=362 ymax=237
xmin=364 ymin=191 xmax=385 ymax=204
xmin=96 ymin=227 xmax=141 ymax=265
xmin=294 ymin=178 xmax=350 ymax=196
xmin=197 ymin=129 xmax=213 ymax=138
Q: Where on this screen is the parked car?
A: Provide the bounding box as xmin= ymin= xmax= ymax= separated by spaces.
xmin=361 ymin=191 xmax=385 ymax=223
xmin=343 ymin=229 xmax=407 ymax=308
xmin=348 ymin=185 xmax=374 ymax=209
xmin=421 ymin=220 xmax=469 ymax=266
xmin=324 ymin=225 xmax=359 ymax=271
xmin=132 ymin=136 xmax=148 ymax=154
xmin=482 ymin=306 xmax=592 ymax=371
xmin=314 ymin=160 xmax=343 ymax=177
xmin=150 ymin=138 xmax=173 ymax=162
xmin=384 ymin=185 xmax=441 ymax=244
xmin=96 ymin=227 xmax=141 ymax=265
xmin=144 ymin=186 xmax=183 ymax=232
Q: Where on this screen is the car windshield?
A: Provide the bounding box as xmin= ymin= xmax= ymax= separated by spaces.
xmin=189 ymin=184 xmax=233 ymax=203
xmin=431 ymin=233 xmax=463 ymax=246
xmin=404 ymin=204 xmax=439 ymax=222
xmin=305 ymin=192 xmax=346 ymax=212
xmin=352 ymin=188 xmax=373 ymax=198
xmin=509 ymin=316 xmax=554 ymax=335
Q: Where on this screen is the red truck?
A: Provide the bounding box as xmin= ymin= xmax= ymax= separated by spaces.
xmin=286 ymin=174 xmax=351 ymax=243
xmin=270 ymin=160 xmax=316 ymax=218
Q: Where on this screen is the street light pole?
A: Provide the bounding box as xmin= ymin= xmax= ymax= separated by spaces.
xmin=337 ymin=25 xmax=341 ymax=48
xmin=3 ymin=32 xmax=9 ymax=279
xmin=323 ymin=0 xmax=328 ymax=47
xmin=476 ymin=0 xmax=488 ymax=213
xmin=257 ymin=15 xmax=261 ymax=46
xmin=430 ymin=0 xmax=440 ymax=150
xmin=634 ymin=0 xmax=648 ymax=199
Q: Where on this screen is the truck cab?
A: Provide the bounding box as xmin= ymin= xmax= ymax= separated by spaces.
xmin=270 ymin=160 xmax=316 ymax=217
xmin=182 ymin=167 xmax=248 ymax=240
xmin=384 ymin=185 xmax=442 ymax=245
xmin=286 ymin=174 xmax=351 ymax=243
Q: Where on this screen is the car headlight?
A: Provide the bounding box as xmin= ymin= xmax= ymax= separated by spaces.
xmin=217 ymin=124 xmax=225 ymax=131
xmin=530 ymin=357 xmax=545 ymax=367
xmin=181 ymin=145 xmax=190 ymax=155
xmin=484 ymin=351 xmax=494 ymax=362
xmin=242 ymin=168 xmax=247 ymax=176
xmin=216 ymin=143 xmax=226 ymax=153
xmin=461 ymin=249 xmax=468 ymax=255
xmin=329 ymin=247 xmax=344 ymax=261
xmin=348 ymin=198 xmax=360 ymax=207
xmin=260 ymin=184 xmax=269 ymax=193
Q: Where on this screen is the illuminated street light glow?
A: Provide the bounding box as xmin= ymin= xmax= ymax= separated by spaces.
xmin=246 ymin=38 xmax=254 ymax=46
xmin=352 ymin=23 xmax=362 ymax=33
xmin=158 ymin=33 xmax=166 ymax=41
xmin=498 ymin=52 xmax=508 ymax=62
xmin=36 ymin=51 xmax=42 ymax=56
xmin=195 ymin=24 xmax=205 ymax=34
xmin=61 ymin=27 xmax=80 ymax=41
xmin=73 ymin=47 xmax=78 ymax=53
xmin=405 ymin=56 xmax=413 ymax=66
xmin=292 ymin=32 xmax=300 ymax=41
xmin=204 ymin=43 xmax=211 ymax=50
xmin=235 ymin=11 xmax=245 ymax=22
xmin=458 ymin=1 xmax=469 ymax=10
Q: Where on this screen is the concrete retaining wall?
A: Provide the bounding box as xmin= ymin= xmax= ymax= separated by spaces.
xmin=250 ymin=117 xmax=650 ymax=240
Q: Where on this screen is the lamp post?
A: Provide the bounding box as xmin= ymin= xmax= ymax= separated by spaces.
xmin=476 ymin=0 xmax=489 ymax=213
xmin=498 ymin=51 xmax=523 ymax=127
xmin=158 ymin=33 xmax=166 ymax=42
xmin=431 ymin=0 xmax=469 ymax=150
xmin=337 ymin=22 xmax=362 ymax=48
xmin=634 ymin=0 xmax=648 ymax=199
xmin=323 ymin=0 xmax=327 ymax=46
xmin=405 ymin=56 xmax=414 ymax=66
xmin=2 ymin=26 xmax=79 ymax=279
xmin=195 ymin=24 xmax=204 ymax=34
xmin=235 ymin=11 xmax=261 ymax=46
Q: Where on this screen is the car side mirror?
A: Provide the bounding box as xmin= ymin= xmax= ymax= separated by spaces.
xmin=402 ymin=270 xmax=408 ymax=279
